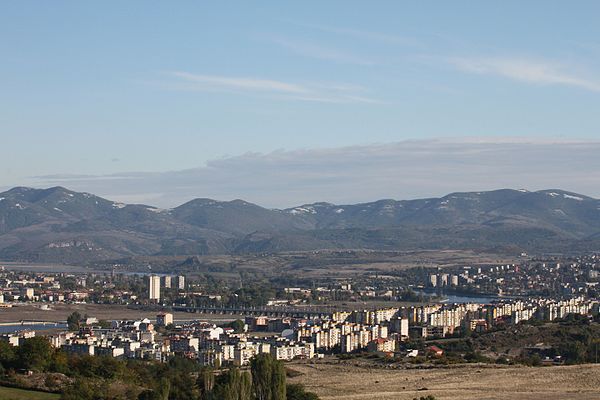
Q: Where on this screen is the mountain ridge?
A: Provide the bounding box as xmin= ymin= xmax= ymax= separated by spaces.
xmin=0 ymin=186 xmax=599 ymax=263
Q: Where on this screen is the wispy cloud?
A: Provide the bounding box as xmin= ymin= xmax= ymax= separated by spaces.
xmin=449 ymin=57 xmax=600 ymax=92
xmin=169 ymin=72 xmax=309 ymax=94
xmin=166 ymin=71 xmax=379 ymax=104
xmin=270 ymin=37 xmax=375 ymax=65
xmin=32 ymin=139 xmax=600 ymax=208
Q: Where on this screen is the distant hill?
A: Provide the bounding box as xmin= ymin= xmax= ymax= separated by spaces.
xmin=0 ymin=186 xmax=599 ymax=262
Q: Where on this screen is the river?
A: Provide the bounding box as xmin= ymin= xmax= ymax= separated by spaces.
xmin=413 ymin=289 xmax=502 ymax=304
xmin=0 ymin=323 xmax=67 ymax=334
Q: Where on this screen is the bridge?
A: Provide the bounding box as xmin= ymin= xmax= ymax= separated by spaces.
xmin=171 ymin=305 xmax=334 ymax=319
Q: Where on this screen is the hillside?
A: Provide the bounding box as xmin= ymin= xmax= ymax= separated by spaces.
xmin=0 ymin=187 xmax=599 ymax=262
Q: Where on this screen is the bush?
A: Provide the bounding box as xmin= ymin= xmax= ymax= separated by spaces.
xmin=287 ymin=383 xmax=320 ymax=400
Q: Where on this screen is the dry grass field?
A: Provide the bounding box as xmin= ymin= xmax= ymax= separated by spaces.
xmin=0 ymin=386 xmax=59 ymax=400
xmin=288 ymin=362 xmax=600 ymax=400
xmin=2 ymin=249 xmax=518 ymax=281
xmin=0 ymin=303 xmax=239 ymax=323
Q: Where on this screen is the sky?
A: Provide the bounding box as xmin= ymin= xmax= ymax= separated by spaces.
xmin=2 ymin=1 xmax=600 ymax=207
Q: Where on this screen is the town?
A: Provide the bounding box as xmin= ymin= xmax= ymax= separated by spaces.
xmin=2 ymin=253 xmax=599 ymax=369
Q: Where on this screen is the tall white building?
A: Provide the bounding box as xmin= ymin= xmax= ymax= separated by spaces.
xmin=176 ymin=275 xmax=185 ymax=290
xmin=429 ymin=274 xmax=438 ymax=287
xmin=149 ymin=275 xmax=161 ymax=301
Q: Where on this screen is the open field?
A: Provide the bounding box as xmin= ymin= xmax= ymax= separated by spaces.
xmin=0 ymin=262 xmax=104 ymax=274
xmin=0 ymin=303 xmax=241 ymax=324
xmin=280 ymin=250 xmax=519 ymax=278
xmin=130 ymin=249 xmax=519 ymax=280
xmin=0 ymin=386 xmax=59 ymax=400
xmin=288 ymin=361 xmax=600 ymax=400
xmin=3 ymin=250 xmax=518 ymax=281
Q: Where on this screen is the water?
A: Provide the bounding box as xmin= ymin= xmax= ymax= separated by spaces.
xmin=0 ymin=323 xmax=67 ymax=334
xmin=439 ymin=294 xmax=499 ymax=304
xmin=413 ymin=289 xmax=500 ymax=304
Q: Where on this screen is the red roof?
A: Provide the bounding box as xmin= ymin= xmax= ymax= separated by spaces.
xmin=427 ymin=345 xmax=443 ymax=353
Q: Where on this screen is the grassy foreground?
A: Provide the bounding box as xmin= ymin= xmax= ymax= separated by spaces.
xmin=0 ymin=386 xmax=59 ymax=400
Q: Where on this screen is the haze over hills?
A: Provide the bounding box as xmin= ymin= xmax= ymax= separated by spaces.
xmin=0 ymin=186 xmax=599 ymax=263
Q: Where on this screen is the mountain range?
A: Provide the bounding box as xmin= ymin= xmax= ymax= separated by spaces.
xmin=1 ymin=186 xmax=599 ymax=263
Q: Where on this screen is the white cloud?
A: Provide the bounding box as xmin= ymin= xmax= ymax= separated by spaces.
xmin=170 ymin=72 xmax=309 ymax=94
xmin=31 ymin=139 xmax=600 ymax=208
xmin=449 ymin=57 xmax=600 ymax=92
xmin=166 ymin=71 xmax=378 ymax=104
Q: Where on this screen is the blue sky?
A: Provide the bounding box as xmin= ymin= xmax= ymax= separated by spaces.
xmin=2 ymin=2 xmax=600 ymax=206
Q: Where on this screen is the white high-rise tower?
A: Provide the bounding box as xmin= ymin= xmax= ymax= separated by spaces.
xmin=149 ymin=275 xmax=161 ymax=301
xmin=176 ymin=275 xmax=185 ymax=290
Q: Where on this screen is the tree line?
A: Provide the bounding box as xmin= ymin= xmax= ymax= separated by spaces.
xmin=0 ymin=337 xmax=318 ymax=400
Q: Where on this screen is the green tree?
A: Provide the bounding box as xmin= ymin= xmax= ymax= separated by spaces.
xmin=61 ymin=378 xmax=95 ymax=400
xmin=0 ymin=340 xmax=16 ymax=370
xmin=49 ymin=349 xmax=69 ymax=374
xmin=166 ymin=369 xmax=197 ymax=399
xmin=138 ymin=377 xmax=170 ymax=400
xmin=67 ymin=311 xmax=82 ymax=331
xmin=198 ymin=368 xmax=215 ymax=397
xmin=251 ymin=353 xmax=286 ymax=400
xmin=239 ymin=371 xmax=253 ymax=400
xmin=271 ymin=357 xmax=286 ymax=400
xmin=16 ymin=336 xmax=54 ymax=371
xmin=157 ymin=377 xmax=171 ymax=400
xmin=210 ymin=368 xmax=252 ymax=400
xmin=251 ymin=354 xmax=273 ymax=400
xmin=228 ymin=319 xmax=245 ymax=333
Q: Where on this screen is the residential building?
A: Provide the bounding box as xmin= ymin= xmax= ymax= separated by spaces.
xmin=149 ymin=275 xmax=161 ymax=301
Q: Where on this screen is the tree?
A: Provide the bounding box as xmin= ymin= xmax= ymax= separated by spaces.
xmin=228 ymin=319 xmax=245 ymax=333
xmin=251 ymin=354 xmax=273 ymax=400
xmin=0 ymin=341 xmax=16 ymax=370
xmin=271 ymin=358 xmax=286 ymax=400
xmin=251 ymin=353 xmax=286 ymax=400
xmin=156 ymin=377 xmax=170 ymax=400
xmin=61 ymin=378 xmax=96 ymax=400
xmin=239 ymin=371 xmax=253 ymax=400
xmin=210 ymin=368 xmax=252 ymax=400
xmin=166 ymin=368 xmax=197 ymax=399
xmin=67 ymin=311 xmax=82 ymax=331
xmin=198 ymin=368 xmax=215 ymax=397
xmin=49 ymin=349 xmax=69 ymax=374
xmin=17 ymin=336 xmax=54 ymax=371
xmin=137 ymin=376 xmax=170 ymax=400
